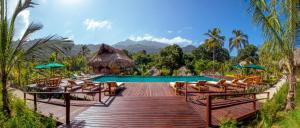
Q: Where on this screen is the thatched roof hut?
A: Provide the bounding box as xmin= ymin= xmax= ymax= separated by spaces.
xmin=88 ymin=44 xmax=134 ymax=74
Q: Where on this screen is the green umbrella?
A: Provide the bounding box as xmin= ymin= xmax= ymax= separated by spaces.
xmin=232 ymin=64 xmax=243 ymax=69
xmin=45 ymin=62 xmax=64 ymax=68
xmin=34 ymin=64 xmax=49 ymax=69
xmin=244 ymin=64 xmax=265 ymax=70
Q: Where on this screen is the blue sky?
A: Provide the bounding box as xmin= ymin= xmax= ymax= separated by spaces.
xmin=10 ymin=0 xmax=264 ymax=55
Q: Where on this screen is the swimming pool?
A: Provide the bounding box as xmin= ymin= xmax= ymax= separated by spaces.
xmin=92 ymin=75 xmax=218 ymax=82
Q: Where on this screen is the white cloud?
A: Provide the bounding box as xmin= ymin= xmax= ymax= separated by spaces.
xmin=167 ymin=30 xmax=173 ymax=34
xmin=129 ymin=34 xmax=193 ymax=46
xmin=83 ymin=19 xmax=112 ymax=30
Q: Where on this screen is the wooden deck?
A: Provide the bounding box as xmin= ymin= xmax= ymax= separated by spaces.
xmin=56 ymin=83 xmax=260 ymax=127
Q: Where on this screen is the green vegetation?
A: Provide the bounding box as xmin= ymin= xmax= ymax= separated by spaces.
xmin=0 ymin=93 xmax=56 ymax=128
xmin=219 ymin=118 xmax=238 ymax=128
xmin=273 ymin=82 xmax=300 ymax=127
xmin=249 ymin=0 xmax=299 ymax=110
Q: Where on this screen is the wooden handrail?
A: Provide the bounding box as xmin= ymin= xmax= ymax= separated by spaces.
xmin=23 ymin=90 xmax=104 ymax=126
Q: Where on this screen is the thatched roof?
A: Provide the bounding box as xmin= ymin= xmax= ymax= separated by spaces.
xmin=88 ymin=44 xmax=134 ymax=68
xmin=294 ymin=48 xmax=300 ymax=67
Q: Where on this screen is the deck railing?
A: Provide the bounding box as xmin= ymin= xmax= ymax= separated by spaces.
xmin=23 ymin=90 xmax=103 ymax=126
xmin=184 ymin=83 xmax=270 ymax=127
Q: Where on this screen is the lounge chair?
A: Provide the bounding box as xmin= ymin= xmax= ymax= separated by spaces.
xmin=66 ymin=80 xmax=82 ymax=91
xmin=237 ymin=77 xmax=253 ymax=87
xmin=169 ymin=81 xmax=185 ymax=95
xmin=36 ymin=78 xmax=47 ymax=87
xmin=205 ymin=79 xmax=227 ymax=92
xmin=82 ymin=81 xmax=98 ymax=92
xmin=46 ymin=78 xmax=60 ymax=90
xmin=105 ymin=81 xmax=125 ymax=96
xmin=253 ymin=76 xmax=263 ymax=85
xmin=190 ymin=81 xmax=208 ymax=92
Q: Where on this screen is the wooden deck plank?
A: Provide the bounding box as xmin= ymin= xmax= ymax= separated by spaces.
xmin=27 ymin=83 xmax=260 ymax=127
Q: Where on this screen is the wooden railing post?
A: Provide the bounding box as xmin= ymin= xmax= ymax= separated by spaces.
xmin=99 ymin=84 xmax=102 ymax=102
xmin=64 ymin=93 xmax=70 ymax=126
xmin=252 ymin=94 xmax=256 ymax=110
xmin=34 ymin=93 xmax=37 ymax=112
xmin=206 ymin=95 xmax=212 ymax=128
xmin=185 ymin=82 xmax=188 ymax=102
xmin=24 ymin=92 xmax=26 ymax=101
xmin=224 ymin=85 xmax=227 ymax=100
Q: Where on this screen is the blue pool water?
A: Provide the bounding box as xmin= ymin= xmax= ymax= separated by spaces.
xmin=92 ymin=75 xmax=218 ymax=82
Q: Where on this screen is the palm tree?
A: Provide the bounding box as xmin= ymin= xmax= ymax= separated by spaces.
xmin=203 ymin=28 xmax=225 ymax=71
xmin=0 ymin=0 xmax=66 ymax=115
xmin=79 ymin=45 xmax=91 ymax=56
xmin=229 ymin=29 xmax=248 ymax=52
xmin=249 ymin=0 xmax=299 ymax=110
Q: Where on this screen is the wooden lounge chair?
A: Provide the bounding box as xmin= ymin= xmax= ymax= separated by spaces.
xmin=46 ymin=78 xmax=60 ymax=90
xmin=190 ymin=81 xmax=208 ymax=92
xmin=205 ymin=79 xmax=227 ymax=92
xmin=66 ymin=80 xmax=82 ymax=91
xmin=205 ymin=79 xmax=226 ymax=87
xmin=237 ymin=77 xmax=253 ymax=87
xmin=36 ymin=78 xmax=47 ymax=87
xmin=253 ymin=76 xmax=263 ymax=85
xmin=169 ymin=81 xmax=185 ymax=95
xmin=82 ymin=81 xmax=98 ymax=92
xmin=105 ymin=81 xmax=125 ymax=96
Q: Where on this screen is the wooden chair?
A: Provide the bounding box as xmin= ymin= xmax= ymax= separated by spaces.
xmin=190 ymin=81 xmax=208 ymax=92
xmin=82 ymin=82 xmax=97 ymax=92
xmin=238 ymin=77 xmax=253 ymax=87
xmin=46 ymin=78 xmax=60 ymax=89
xmin=205 ymin=79 xmax=227 ymax=92
xmin=36 ymin=78 xmax=47 ymax=87
xmin=105 ymin=81 xmax=124 ymax=96
xmin=169 ymin=81 xmax=185 ymax=95
xmin=66 ymin=80 xmax=82 ymax=91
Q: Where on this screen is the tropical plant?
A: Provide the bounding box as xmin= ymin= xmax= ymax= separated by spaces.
xmin=229 ymin=29 xmax=248 ymax=52
xmin=78 ymin=45 xmax=91 ymax=56
xmin=203 ymin=28 xmax=225 ymax=71
xmin=249 ymin=0 xmax=299 ymax=110
xmin=159 ymin=44 xmax=184 ymax=74
xmin=0 ymin=0 xmax=66 ymax=115
xmin=236 ymin=44 xmax=259 ymax=63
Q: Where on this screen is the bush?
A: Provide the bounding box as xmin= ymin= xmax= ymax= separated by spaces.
xmin=256 ymin=82 xmax=289 ymax=127
xmin=219 ymin=118 xmax=237 ymax=128
xmin=0 ymin=95 xmax=56 ymax=128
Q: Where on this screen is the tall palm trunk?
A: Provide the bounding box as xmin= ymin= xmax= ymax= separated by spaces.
xmin=286 ymin=54 xmax=296 ymax=110
xmin=1 ymin=73 xmax=10 ymax=115
xmin=213 ymin=48 xmax=215 ymax=72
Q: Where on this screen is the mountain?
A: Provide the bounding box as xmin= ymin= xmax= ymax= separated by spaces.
xmin=113 ymin=39 xmax=169 ymax=54
xmin=182 ymin=45 xmax=196 ymax=53
xmin=70 ymin=44 xmax=100 ymax=55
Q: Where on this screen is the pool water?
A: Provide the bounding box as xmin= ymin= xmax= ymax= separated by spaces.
xmin=92 ymin=75 xmax=218 ymax=82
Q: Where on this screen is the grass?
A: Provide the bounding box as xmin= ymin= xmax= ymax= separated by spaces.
xmin=272 ymin=82 xmax=300 ymax=128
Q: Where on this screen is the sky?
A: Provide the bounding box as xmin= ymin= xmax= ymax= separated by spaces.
xmin=9 ymin=0 xmax=264 ymax=55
